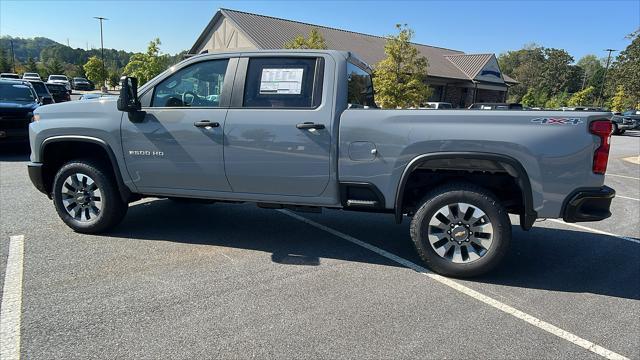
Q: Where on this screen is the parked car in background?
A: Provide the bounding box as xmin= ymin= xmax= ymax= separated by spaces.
xmin=469 ymin=103 xmax=523 ymax=110
xmin=47 ymin=75 xmax=71 ymax=92
xmin=25 ymin=80 xmax=54 ymax=105
xmin=561 ymin=106 xmax=607 ymax=111
xmin=22 ymin=72 xmax=42 ymax=81
xmin=71 ymin=77 xmax=93 ymax=91
xmin=423 ymin=102 xmax=453 ymax=109
xmin=610 ymin=111 xmax=637 ymax=134
xmin=0 ymin=79 xmax=39 ymax=143
xmin=78 ymin=93 xmax=116 ymax=100
xmin=621 ymin=110 xmax=640 ymax=130
xmin=45 ymin=83 xmax=71 ymax=103
xmin=0 ymin=73 xmax=21 ymax=79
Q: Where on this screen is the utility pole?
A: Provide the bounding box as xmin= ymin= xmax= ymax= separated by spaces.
xmin=9 ymin=40 xmax=15 ymax=73
xmin=598 ymin=48 xmax=617 ymax=107
xmin=93 ymin=16 xmax=108 ymax=90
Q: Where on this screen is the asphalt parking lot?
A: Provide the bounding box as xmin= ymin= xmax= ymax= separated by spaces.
xmin=1 ymin=131 xmax=639 ymax=359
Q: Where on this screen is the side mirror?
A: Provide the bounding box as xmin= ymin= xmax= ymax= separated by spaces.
xmin=117 ymin=76 xmax=141 ymax=112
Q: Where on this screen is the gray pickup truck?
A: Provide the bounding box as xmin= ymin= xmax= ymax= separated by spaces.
xmin=27 ymin=50 xmax=615 ymax=277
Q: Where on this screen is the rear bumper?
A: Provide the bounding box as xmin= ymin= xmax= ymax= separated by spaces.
xmin=562 ymin=186 xmax=615 ymax=223
xmin=28 ymin=162 xmax=48 ymax=196
xmin=617 ymin=123 xmax=635 ymax=131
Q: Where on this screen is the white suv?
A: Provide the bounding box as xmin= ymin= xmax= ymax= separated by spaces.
xmin=47 ymin=75 xmax=71 ymax=91
xmin=23 ymin=72 xmax=42 ymax=81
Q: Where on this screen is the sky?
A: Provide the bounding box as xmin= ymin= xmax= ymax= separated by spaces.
xmin=1 ymin=0 xmax=638 ymax=62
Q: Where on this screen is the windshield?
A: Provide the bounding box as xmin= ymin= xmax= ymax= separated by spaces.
xmin=74 ymin=77 xmax=88 ymax=82
xmin=24 ymin=73 xmax=39 ymax=77
xmin=0 ymin=83 xmax=36 ymax=102
xmin=50 ymin=75 xmax=67 ymax=81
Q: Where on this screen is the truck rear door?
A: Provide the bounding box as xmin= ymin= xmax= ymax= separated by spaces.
xmin=223 ymin=55 xmax=333 ymax=196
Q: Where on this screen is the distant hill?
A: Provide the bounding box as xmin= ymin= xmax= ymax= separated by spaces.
xmin=0 ymin=36 xmax=135 ymax=69
xmin=0 ymin=36 xmax=186 ymax=75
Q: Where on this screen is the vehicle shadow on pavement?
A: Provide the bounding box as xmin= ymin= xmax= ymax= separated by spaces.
xmin=110 ymin=200 xmax=640 ymax=300
xmin=108 ymin=199 xmax=402 ymax=269
xmin=475 ymin=226 xmax=640 ymax=300
xmin=0 ymin=143 xmax=30 ymax=161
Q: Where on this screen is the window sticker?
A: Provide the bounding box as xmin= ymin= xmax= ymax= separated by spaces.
xmin=259 ymin=68 xmax=304 ymax=95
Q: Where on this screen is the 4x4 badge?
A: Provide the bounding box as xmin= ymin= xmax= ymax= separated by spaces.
xmin=531 ymin=117 xmax=583 ymax=125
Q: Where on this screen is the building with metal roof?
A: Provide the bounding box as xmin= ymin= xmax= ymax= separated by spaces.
xmin=189 ymin=8 xmax=518 ymax=108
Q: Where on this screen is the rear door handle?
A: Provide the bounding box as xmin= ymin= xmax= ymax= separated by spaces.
xmin=296 ymin=122 xmax=325 ymax=130
xmin=194 ymin=120 xmax=220 ymax=128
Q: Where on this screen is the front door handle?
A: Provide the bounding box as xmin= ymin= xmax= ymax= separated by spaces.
xmin=296 ymin=122 xmax=325 ymax=130
xmin=194 ymin=120 xmax=220 ymax=128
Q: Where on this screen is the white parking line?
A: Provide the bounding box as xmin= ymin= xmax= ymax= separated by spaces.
xmin=0 ymin=235 xmax=25 ymax=360
xmin=615 ymin=195 xmax=640 ymax=202
xmin=279 ymin=210 xmax=630 ymax=360
xmin=606 ymin=173 xmax=640 ymax=181
xmin=547 ymin=219 xmax=640 ymax=244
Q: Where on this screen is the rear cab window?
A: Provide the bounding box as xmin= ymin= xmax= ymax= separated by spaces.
xmin=347 ymin=62 xmax=376 ymax=109
xmin=242 ymin=57 xmax=323 ymax=108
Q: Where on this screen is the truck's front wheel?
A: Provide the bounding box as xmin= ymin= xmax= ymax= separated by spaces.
xmin=52 ymin=160 xmax=127 ymax=233
xmin=410 ymin=183 xmax=511 ymax=277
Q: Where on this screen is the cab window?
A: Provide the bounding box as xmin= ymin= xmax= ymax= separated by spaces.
xmin=152 ymin=59 xmax=228 ymax=108
xmin=243 ymin=57 xmax=322 ymax=108
xmin=347 ymin=62 xmax=375 ymax=108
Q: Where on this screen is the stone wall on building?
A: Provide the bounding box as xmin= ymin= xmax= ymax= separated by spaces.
xmin=476 ymin=89 xmax=506 ymax=103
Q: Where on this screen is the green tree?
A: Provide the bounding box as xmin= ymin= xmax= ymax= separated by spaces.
xmin=567 ymin=86 xmax=596 ymax=106
xmin=498 ymin=44 xmax=545 ymax=102
xmin=521 ymin=87 xmax=548 ymax=107
xmin=284 ymin=28 xmax=327 ymax=49
xmin=45 ymin=58 xmax=64 ymax=75
xmin=108 ymin=70 xmax=120 ymax=89
xmin=123 ymin=38 xmax=166 ymax=85
xmin=25 ymin=56 xmax=38 ymax=73
xmin=576 ymin=55 xmax=605 ymax=90
xmin=609 ymin=29 xmax=640 ymax=108
xmin=373 ymin=24 xmax=431 ymax=108
xmin=610 ymin=85 xmax=633 ymax=112
xmin=540 ymin=48 xmax=574 ymax=96
xmin=83 ymin=56 xmax=108 ymax=85
xmin=545 ymin=91 xmax=570 ymax=109
xmin=0 ymin=48 xmax=10 ymax=72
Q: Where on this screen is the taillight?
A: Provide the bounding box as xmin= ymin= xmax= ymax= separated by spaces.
xmin=589 ymin=120 xmax=612 ymax=174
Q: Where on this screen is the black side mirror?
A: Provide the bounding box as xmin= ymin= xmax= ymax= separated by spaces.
xmin=117 ymin=76 xmax=141 ymax=112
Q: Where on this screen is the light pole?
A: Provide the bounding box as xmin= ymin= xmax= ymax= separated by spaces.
xmin=93 ymin=16 xmax=108 ymax=91
xmin=597 ymin=48 xmax=617 ymax=107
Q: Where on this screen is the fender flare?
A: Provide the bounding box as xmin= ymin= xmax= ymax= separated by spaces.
xmin=40 ymin=135 xmax=132 ymax=202
xmin=394 ymin=152 xmax=537 ymax=229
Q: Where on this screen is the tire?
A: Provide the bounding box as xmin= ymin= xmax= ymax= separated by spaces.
xmin=619 ymin=130 xmax=625 ymax=135
xmin=52 ymin=160 xmax=127 ymax=233
xmin=409 ymin=182 xmax=511 ymax=277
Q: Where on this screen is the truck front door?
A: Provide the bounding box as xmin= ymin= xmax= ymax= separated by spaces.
xmin=121 ymin=58 xmax=235 ymax=193
xmin=223 ymin=56 xmax=333 ymax=197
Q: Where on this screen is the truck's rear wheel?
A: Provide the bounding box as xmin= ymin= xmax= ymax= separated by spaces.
xmin=410 ymin=183 xmax=511 ymax=277
xmin=52 ymin=160 xmax=127 ymax=233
